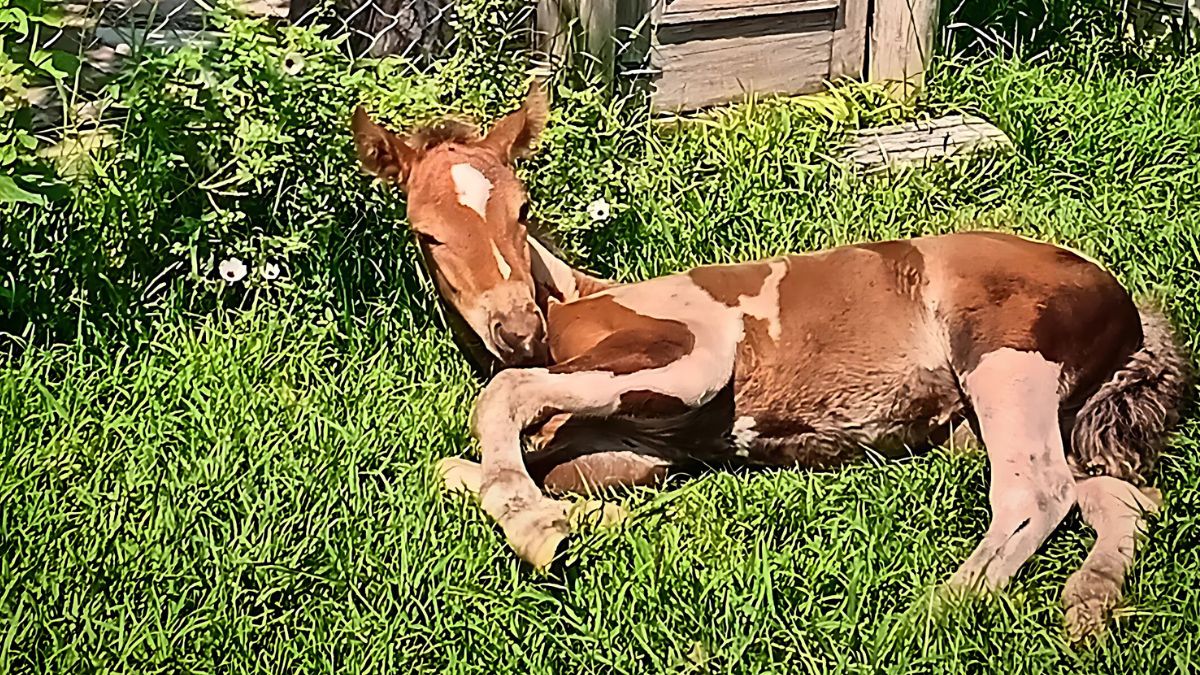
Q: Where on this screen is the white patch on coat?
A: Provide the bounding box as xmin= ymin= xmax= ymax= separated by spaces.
xmin=732 ymin=416 xmax=759 ymax=457
xmin=492 ymin=242 xmax=513 ymax=280
xmin=477 ymin=275 xmax=741 ymax=422
xmin=450 ymin=163 xmax=493 ymax=219
xmin=528 ymin=236 xmax=579 ymax=301
xmin=737 ymin=260 xmax=788 ymax=342
xmin=474 ymin=273 xmax=742 ymax=450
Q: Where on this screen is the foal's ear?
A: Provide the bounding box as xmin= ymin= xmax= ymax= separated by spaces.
xmin=480 ymin=81 xmax=549 ymax=162
xmin=352 ymin=106 xmax=417 ymax=187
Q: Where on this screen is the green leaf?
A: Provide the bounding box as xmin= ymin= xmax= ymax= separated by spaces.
xmin=0 ymin=9 xmax=30 ymax=37
xmin=30 ymin=49 xmax=79 ymax=80
xmin=0 ymin=174 xmax=45 ymax=205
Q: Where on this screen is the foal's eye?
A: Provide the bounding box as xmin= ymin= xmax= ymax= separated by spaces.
xmin=518 ymin=202 xmax=530 ymax=224
xmin=415 ymin=232 xmax=442 ymax=247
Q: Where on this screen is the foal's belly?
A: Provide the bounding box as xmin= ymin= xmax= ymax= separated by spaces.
xmin=723 ymin=245 xmax=965 ymax=468
xmin=731 ymin=355 xmax=965 ymax=468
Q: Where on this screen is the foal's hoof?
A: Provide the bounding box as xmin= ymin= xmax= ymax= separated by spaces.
xmin=1062 ymin=568 xmax=1122 ymax=643
xmin=505 ymin=500 xmax=571 ymax=570
xmin=929 ymin=576 xmax=989 ymax=620
xmin=437 ymin=457 xmax=482 ymax=495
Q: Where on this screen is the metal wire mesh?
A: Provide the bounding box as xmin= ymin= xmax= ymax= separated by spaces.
xmin=49 ymin=0 xmax=459 ymax=67
xmin=287 ymin=0 xmax=459 ymax=61
xmin=23 ymin=0 xmax=472 ymax=133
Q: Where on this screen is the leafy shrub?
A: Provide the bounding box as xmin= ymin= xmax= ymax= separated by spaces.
xmin=941 ymin=0 xmax=1197 ymax=67
xmin=0 ymin=0 xmax=542 ymax=350
xmin=0 ymin=0 xmax=72 ymax=207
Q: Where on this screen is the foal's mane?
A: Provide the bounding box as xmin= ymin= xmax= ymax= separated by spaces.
xmin=406 ymin=117 xmax=481 ymax=154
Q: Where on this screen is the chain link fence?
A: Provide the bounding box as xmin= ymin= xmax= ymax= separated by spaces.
xmin=287 ymin=0 xmax=458 ymax=60
xmin=26 ymin=0 xmax=502 ymax=133
xmin=54 ymin=0 xmax=461 ymax=60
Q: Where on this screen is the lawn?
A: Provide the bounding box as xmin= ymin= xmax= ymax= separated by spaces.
xmin=3 ymin=5 xmax=1200 ymax=674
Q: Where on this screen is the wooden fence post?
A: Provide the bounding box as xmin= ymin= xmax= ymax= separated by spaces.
xmin=869 ymin=0 xmax=940 ymax=99
xmin=535 ymin=0 xmax=619 ymax=84
xmin=831 ymin=0 xmax=870 ymax=80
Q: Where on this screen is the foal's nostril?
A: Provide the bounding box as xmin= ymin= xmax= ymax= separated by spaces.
xmin=490 ymin=309 xmax=548 ymax=366
xmin=495 ymin=323 xmax=524 ymax=353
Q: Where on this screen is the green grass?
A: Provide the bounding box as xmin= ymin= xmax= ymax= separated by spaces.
xmin=5 ymin=36 xmax=1200 ymax=675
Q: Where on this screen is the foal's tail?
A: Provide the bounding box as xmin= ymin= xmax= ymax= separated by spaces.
xmin=1071 ymin=304 xmax=1192 ymax=484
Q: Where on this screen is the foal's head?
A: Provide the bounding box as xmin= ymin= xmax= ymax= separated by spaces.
xmin=353 ymin=86 xmax=550 ymax=366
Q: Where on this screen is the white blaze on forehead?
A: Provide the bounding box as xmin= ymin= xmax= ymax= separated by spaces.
xmin=492 ymin=242 xmax=513 ymax=280
xmin=737 ymin=260 xmax=788 ymax=342
xmin=450 ymin=163 xmax=493 ymax=219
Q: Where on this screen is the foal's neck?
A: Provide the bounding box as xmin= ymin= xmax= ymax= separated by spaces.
xmin=528 ymin=236 xmax=615 ymax=309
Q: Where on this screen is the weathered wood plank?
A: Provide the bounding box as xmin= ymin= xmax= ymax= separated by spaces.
xmin=829 ymin=0 xmax=868 ymax=80
xmin=650 ymin=28 xmax=832 ymax=111
xmin=1127 ymin=0 xmax=1198 ymax=38
xmin=535 ymin=0 xmax=618 ymax=80
xmin=660 ymin=0 xmax=837 ymax=25
xmin=580 ymin=0 xmax=619 ymax=77
xmin=844 ymin=114 xmax=1012 ymax=170
xmin=656 ymin=9 xmax=833 ymax=43
xmin=868 ymin=0 xmax=939 ymax=98
xmin=535 ymin=0 xmax=572 ymax=73
xmin=614 ymin=0 xmax=654 ymax=67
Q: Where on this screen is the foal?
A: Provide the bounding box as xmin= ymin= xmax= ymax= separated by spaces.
xmin=351 ymin=86 xmax=1190 ymax=640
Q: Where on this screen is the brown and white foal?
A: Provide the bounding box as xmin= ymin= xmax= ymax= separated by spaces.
xmin=352 ymin=86 xmax=1190 ymax=640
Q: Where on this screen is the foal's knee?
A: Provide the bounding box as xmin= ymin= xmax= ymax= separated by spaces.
xmin=472 ymin=368 xmax=544 ymax=437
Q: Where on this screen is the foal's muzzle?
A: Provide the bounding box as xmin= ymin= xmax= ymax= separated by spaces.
xmin=491 ymin=308 xmax=549 ymax=367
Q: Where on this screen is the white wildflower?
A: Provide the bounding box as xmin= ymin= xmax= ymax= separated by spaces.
xmin=261 ymin=262 xmax=282 ymax=281
xmin=282 ymin=52 xmax=306 ymax=76
xmin=218 ymin=257 xmax=247 ymax=283
xmin=586 ymin=198 xmax=611 ymax=222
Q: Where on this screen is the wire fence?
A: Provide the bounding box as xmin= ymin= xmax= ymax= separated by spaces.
xmin=24 ymin=0 xmax=500 ymax=134
xmin=54 ymin=0 xmax=478 ymax=67
xmin=287 ymin=0 xmax=459 ymax=61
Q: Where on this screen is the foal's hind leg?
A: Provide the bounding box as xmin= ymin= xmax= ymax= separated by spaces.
xmin=436 ymin=452 xmax=645 ymax=533
xmin=947 ymin=349 xmax=1078 ymax=592
xmin=1062 ymin=475 xmax=1161 ymax=641
xmin=438 ymin=413 xmax=673 ymax=497
xmin=438 ymin=450 xmax=670 ymax=497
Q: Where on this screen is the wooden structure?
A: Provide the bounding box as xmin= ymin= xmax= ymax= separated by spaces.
xmin=843 ymin=114 xmax=1012 ymax=171
xmin=535 ymin=0 xmax=940 ymax=112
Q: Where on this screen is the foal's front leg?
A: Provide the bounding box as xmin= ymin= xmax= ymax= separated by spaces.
xmin=947 ymin=348 xmax=1078 ymax=591
xmin=470 ymin=333 xmax=737 ymax=568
